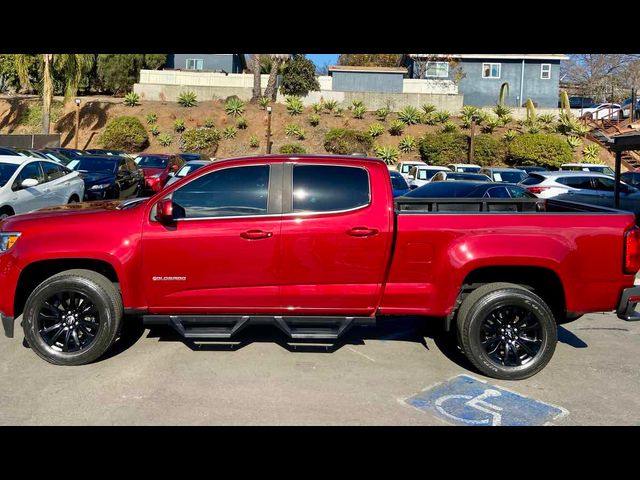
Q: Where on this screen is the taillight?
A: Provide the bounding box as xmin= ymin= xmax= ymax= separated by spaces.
xmin=624 ymin=226 xmax=640 ymax=274
xmin=527 ymin=186 xmax=550 ymax=195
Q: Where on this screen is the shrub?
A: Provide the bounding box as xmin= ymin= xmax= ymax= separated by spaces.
xmin=249 ymin=134 xmax=260 ymax=148
xmin=18 ymin=100 xmax=63 ymax=129
xmin=157 ymin=133 xmax=172 ymax=147
xmin=279 ymin=143 xmax=307 ymax=154
xmin=582 ymin=143 xmax=600 ymax=161
xmin=179 ymin=127 xmax=221 ymax=156
xmin=433 ymin=111 xmax=451 ymax=123
xmin=311 ymin=102 xmax=324 ymax=114
xmin=99 ymin=116 xmax=149 ymax=151
xmin=352 ymin=104 xmax=366 ymax=119
xmin=236 ymin=117 xmax=248 ymax=129
xmin=146 ymin=112 xmax=157 ymax=124
xmin=442 ymin=121 xmax=458 ymax=133
xmin=507 ymin=133 xmax=574 ymax=168
xmin=123 ymin=92 xmax=140 ymax=107
xmin=374 ymin=145 xmax=399 ymax=165
xmin=279 ymin=55 xmax=320 ymax=96
xmin=418 ymin=132 xmax=468 ymax=165
xmin=177 ymin=90 xmax=198 ymax=107
xmin=421 ymin=103 xmax=436 ymax=115
xmin=258 ymin=97 xmax=271 ymax=110
xmin=286 ymin=96 xmax=304 ymax=115
xmin=285 ymin=123 xmax=305 ymax=140
xmin=376 ymin=107 xmax=391 ymax=121
xmin=398 ymin=135 xmax=417 ymax=153
xmin=351 ymin=99 xmax=365 ymax=109
xmin=223 ymin=126 xmax=238 ymax=139
xmin=566 ymin=136 xmax=582 ymax=151
xmin=308 ymin=114 xmax=320 ymax=126
xmin=503 ymin=130 xmax=517 ymax=142
xmin=389 ymin=120 xmax=405 ymax=136
xmin=150 ymin=125 xmax=160 ymax=136
xmin=421 ymin=112 xmax=437 ymax=125
xmin=323 ymin=128 xmax=373 ymax=155
xmin=333 ymin=106 xmax=344 ymax=117
xmin=397 ymin=106 xmax=422 ymax=125
xmin=173 ymin=118 xmax=186 ymax=133
xmin=474 ymin=134 xmax=506 ymax=166
xmin=323 ymin=99 xmax=338 ymax=112
xmin=482 ymin=115 xmax=501 ymax=134
xmin=225 ymin=97 xmax=245 ymax=117
xmin=97 ymin=54 xmax=165 ymax=95
xmin=368 ymin=123 xmax=385 ymax=138
xmin=203 ymin=117 xmax=215 ymax=128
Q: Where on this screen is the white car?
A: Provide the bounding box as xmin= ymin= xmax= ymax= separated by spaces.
xmin=407 ymin=165 xmax=450 ymax=187
xmin=520 ymin=171 xmax=634 ymax=201
xmin=577 ymin=103 xmax=622 ymax=120
xmin=447 ymin=163 xmax=482 ymax=173
xmin=560 ymin=163 xmax=615 ymax=176
xmin=0 ymin=155 xmax=85 ymax=220
xmin=394 ymin=161 xmax=426 ymax=179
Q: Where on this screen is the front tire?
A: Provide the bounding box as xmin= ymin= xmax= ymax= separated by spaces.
xmin=22 ymin=269 xmax=123 ymax=366
xmin=456 ymin=282 xmax=557 ymax=380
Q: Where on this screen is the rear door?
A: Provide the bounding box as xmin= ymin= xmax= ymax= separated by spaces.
xmin=279 ymin=162 xmax=393 ymax=315
xmin=40 ymin=161 xmax=72 ymax=205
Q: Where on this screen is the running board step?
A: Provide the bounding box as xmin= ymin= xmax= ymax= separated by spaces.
xmin=143 ymin=315 xmax=375 ymax=340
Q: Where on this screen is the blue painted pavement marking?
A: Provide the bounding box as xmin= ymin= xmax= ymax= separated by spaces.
xmin=404 ymin=374 xmax=569 ymax=426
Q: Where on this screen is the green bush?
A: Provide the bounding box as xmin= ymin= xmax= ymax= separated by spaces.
xmin=389 ymin=120 xmax=405 ymax=136
xmin=203 ymin=117 xmax=215 ymax=128
xmin=368 ymin=123 xmax=385 ymax=138
xmin=323 ymin=99 xmax=338 ymax=112
xmin=223 ymin=126 xmax=238 ymax=139
xmin=279 ymin=56 xmax=320 ymax=97
xmin=418 ymin=132 xmax=468 ymax=165
xmin=421 ymin=103 xmax=436 ymax=115
xmin=18 ymin=100 xmax=63 ymax=129
xmin=99 ymin=116 xmax=149 ymax=151
xmin=376 ymin=107 xmax=391 ymax=121
xmin=286 ymin=96 xmax=304 ymax=115
xmin=507 ymin=133 xmax=574 ymax=168
xmin=323 ymin=128 xmax=373 ymax=155
xmin=97 ymin=54 xmax=167 ymax=95
xmin=225 ymin=97 xmax=245 ymax=117
xmin=179 ymin=127 xmax=220 ymax=156
xmin=258 ymin=97 xmax=271 ymax=110
xmin=146 ymin=112 xmax=157 ymax=124
xmin=279 ymin=143 xmax=307 ymax=154
xmin=157 ymin=133 xmax=172 ymax=147
xmin=374 ymin=145 xmax=399 ymax=164
xmin=150 ymin=125 xmax=160 ymax=136
xmin=397 ymin=106 xmax=421 ymax=125
xmin=124 ymin=92 xmax=140 ymax=107
xmin=442 ymin=121 xmax=458 ymax=133
xmin=308 ymin=114 xmax=320 ymax=126
xmin=285 ymin=123 xmax=305 ymax=140
xmin=249 ymin=134 xmax=260 ymax=148
xmin=177 ymin=90 xmax=198 ymax=107
xmin=474 ymin=134 xmax=506 ymax=166
xmin=236 ymin=117 xmax=248 ymax=129
xmin=173 ymin=118 xmax=186 ymax=133
xmin=433 ymin=111 xmax=450 ymax=123
xmin=398 ymin=135 xmax=417 ymax=153
xmin=352 ymin=104 xmax=366 ymax=119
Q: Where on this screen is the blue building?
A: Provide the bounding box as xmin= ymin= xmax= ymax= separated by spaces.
xmin=166 ymin=54 xmax=247 ymax=73
xmin=403 ymin=54 xmax=569 ymax=108
xmin=328 ymin=65 xmax=407 ymax=93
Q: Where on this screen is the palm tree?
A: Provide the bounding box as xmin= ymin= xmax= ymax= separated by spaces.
xmin=264 ymin=54 xmax=290 ymax=101
xmin=250 ymin=54 xmax=262 ymax=102
xmin=15 ymin=54 xmax=94 ymax=134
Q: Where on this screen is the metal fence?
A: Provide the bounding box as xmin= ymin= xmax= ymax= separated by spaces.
xmin=0 ymin=134 xmax=60 ymax=149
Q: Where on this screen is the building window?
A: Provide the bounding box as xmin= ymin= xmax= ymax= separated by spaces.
xmin=482 ymin=63 xmax=501 ymax=79
xmin=424 ymin=61 xmax=449 ymax=78
xmin=185 ymin=58 xmax=204 ymax=71
xmin=541 ymin=64 xmax=551 ymax=80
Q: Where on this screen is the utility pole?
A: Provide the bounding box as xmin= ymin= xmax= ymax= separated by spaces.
xmin=468 ymin=121 xmax=475 ymax=164
xmin=265 ymin=105 xmax=273 ymax=154
xmin=74 ymin=98 xmax=81 ymax=150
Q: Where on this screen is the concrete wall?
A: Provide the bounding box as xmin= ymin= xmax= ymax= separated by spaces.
xmin=166 ymin=54 xmax=243 ymax=73
xmin=478 ymin=106 xmax=568 ymax=120
xmin=330 ymin=71 xmax=404 ymax=93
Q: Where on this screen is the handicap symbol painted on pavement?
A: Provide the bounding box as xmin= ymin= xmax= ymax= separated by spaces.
xmin=403 ymin=375 xmax=569 ymax=426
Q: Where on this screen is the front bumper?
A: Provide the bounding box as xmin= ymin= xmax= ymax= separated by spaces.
xmin=1 ymin=311 xmax=15 ymax=338
xmin=617 ymin=286 xmax=640 ymax=321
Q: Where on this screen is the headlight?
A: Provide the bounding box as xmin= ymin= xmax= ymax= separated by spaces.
xmin=89 ymin=184 xmax=111 ymax=190
xmin=0 ymin=232 xmax=21 ymax=252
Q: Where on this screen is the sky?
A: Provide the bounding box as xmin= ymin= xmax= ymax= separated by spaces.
xmin=306 ymin=54 xmax=339 ymax=68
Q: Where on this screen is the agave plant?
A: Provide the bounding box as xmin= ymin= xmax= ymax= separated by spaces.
xmin=389 ymin=120 xmax=405 ymax=136
xmin=124 ymin=92 xmax=140 ymax=107
xmin=177 ymin=90 xmax=198 ymax=107
xmin=323 ymin=99 xmax=338 ymax=112
xmin=482 ymin=115 xmax=501 ymax=134
xmin=503 ymin=130 xmax=517 ymax=142
xmin=442 ymin=121 xmax=458 ymax=133
xmin=146 ymin=112 xmax=157 ymax=124
xmin=374 ymin=145 xmax=399 ymax=165
xmin=236 ymin=117 xmax=248 ymax=129
xmin=493 ymin=104 xmax=512 ymax=119
xmin=397 ymin=106 xmax=422 ymax=125
xmin=333 ymin=106 xmax=344 ymax=117
xmin=582 ymin=143 xmax=600 ymax=161
xmin=368 ymin=123 xmax=385 ymax=138
xmin=249 ymin=134 xmax=260 ymax=148
xmin=173 ymin=118 xmax=186 ymax=133
xmin=150 ymin=125 xmax=160 ymax=136
xmin=421 ymin=112 xmax=437 ymax=125
xmin=421 ymin=103 xmax=437 ymax=115
xmin=258 ymin=96 xmax=271 ymax=110
xmin=286 ymin=96 xmax=304 ymax=115
xmin=352 ymin=104 xmax=366 ymax=119
xmin=203 ymin=117 xmax=215 ymax=128
xmin=308 ymin=114 xmax=320 ymax=127
xmin=223 ymin=126 xmax=238 ymax=139
xmin=566 ymin=136 xmax=582 ymax=151
xmin=375 ymin=107 xmax=391 ymax=121
xmin=284 ymin=123 xmax=304 ymax=139
xmin=433 ymin=111 xmax=451 ymax=124
xmin=157 ymin=132 xmax=172 ymax=146
xmin=538 ymin=113 xmax=556 ymax=126
xmin=398 ymin=136 xmax=417 ymax=153
xmin=351 ymin=99 xmax=365 ymax=109
xmin=311 ymin=102 xmax=324 ymax=114
xmin=225 ymin=97 xmax=245 ymax=117
xmin=461 ymin=105 xmax=479 ymax=118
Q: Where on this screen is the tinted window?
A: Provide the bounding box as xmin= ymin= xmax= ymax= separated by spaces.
xmin=493 ymin=171 xmax=526 ymax=183
xmin=137 ymin=156 xmax=168 ymax=168
xmin=557 ymin=176 xmax=594 ymax=189
xmin=41 ymin=162 xmax=67 ymax=181
xmin=449 ymin=173 xmax=491 ymax=181
xmin=484 ymin=186 xmax=510 ymax=198
xmin=292 ymin=165 xmax=369 ymax=213
xmin=172 ymin=165 xmax=270 ymax=219
xmin=457 ymin=166 xmax=481 ymax=173
xmin=389 ymin=171 xmax=409 ymax=190
xmin=507 ymin=186 xmax=535 ymax=198
xmin=14 ymin=162 xmax=44 ymax=189
xmin=593 ymin=177 xmax=615 ymax=191
xmin=406 ymin=182 xmax=479 ymax=198
xmin=0 ymin=163 xmax=19 ymax=187
xmin=521 ymin=175 xmax=543 ymax=185
xmin=621 ymin=172 xmax=640 ymax=186
xmin=68 ymin=158 xmax=118 ymax=174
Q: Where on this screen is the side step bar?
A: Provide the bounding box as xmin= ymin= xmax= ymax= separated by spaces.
xmin=143 ymin=315 xmax=376 ymax=340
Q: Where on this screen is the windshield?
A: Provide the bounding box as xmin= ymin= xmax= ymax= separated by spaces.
xmin=457 ymin=166 xmax=481 ymax=173
xmin=0 ymin=163 xmax=19 ymax=187
xmin=68 ymin=158 xmax=117 ymax=174
xmin=176 ymin=164 xmax=205 ymax=178
xmin=389 ymin=172 xmax=409 ymax=190
xmin=407 ymin=182 xmax=479 ymax=197
xmin=137 ymin=156 xmax=168 ymax=168
xmin=588 ymin=166 xmax=615 ymax=176
xmin=450 ymin=173 xmax=490 ymax=181
xmin=493 ymin=171 xmax=526 ymax=183
xmin=417 ymin=169 xmax=444 ymax=180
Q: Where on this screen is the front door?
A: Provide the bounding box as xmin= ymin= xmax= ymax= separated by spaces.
xmin=141 ymin=162 xmax=283 ymax=313
xmin=11 ymin=161 xmax=50 ymax=214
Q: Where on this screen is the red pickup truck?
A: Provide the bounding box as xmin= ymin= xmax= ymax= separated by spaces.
xmin=1 ymin=154 xmax=639 ymax=380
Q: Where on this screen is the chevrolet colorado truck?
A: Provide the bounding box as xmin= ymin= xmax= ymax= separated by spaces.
xmin=1 ymin=154 xmax=639 ymax=380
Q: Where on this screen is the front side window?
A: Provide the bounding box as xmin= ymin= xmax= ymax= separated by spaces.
xmin=186 ymin=58 xmax=204 ymax=70
xmin=14 ymin=162 xmax=44 ymax=189
xmin=540 ymin=63 xmax=551 ymax=80
xmin=292 ymin=165 xmax=369 ymax=213
xmin=593 ymin=177 xmax=615 ymax=192
xmin=41 ymin=162 xmax=68 ymax=181
xmin=484 ymin=186 xmax=510 ymax=198
xmin=507 ymin=186 xmax=535 ymax=198
xmin=482 ymin=63 xmax=501 ymax=79
xmin=425 ymin=61 xmax=449 ymax=78
xmin=172 ymin=165 xmax=270 ymax=219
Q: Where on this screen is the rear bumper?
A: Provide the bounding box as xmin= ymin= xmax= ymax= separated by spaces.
xmin=1 ymin=311 xmax=15 ymax=338
xmin=617 ymin=286 xmax=640 ymax=321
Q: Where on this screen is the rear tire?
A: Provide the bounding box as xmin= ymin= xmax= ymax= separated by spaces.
xmin=22 ymin=269 xmax=123 ymax=366
xmin=0 ymin=206 xmax=14 ymax=220
xmin=456 ymin=282 xmax=557 ymax=380
xmin=68 ymin=194 xmax=80 ymax=204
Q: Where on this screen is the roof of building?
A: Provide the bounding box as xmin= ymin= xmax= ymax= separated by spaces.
xmin=328 ymin=65 xmax=408 ymax=74
xmin=409 ymin=54 xmax=570 ymax=61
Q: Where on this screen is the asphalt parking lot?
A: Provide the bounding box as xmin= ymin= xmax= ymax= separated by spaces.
xmin=1 ymin=310 xmax=639 ymax=425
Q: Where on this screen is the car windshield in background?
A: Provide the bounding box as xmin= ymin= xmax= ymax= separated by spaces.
xmin=449 ymin=173 xmax=490 ymax=181
xmin=68 ymin=158 xmax=117 ymax=174
xmin=137 ymin=156 xmax=168 ymax=168
xmin=176 ymin=164 xmax=205 ymax=178
xmin=406 ymin=182 xmax=481 ymax=197
xmin=494 ymin=171 xmax=526 ymax=183
xmin=417 ymin=169 xmax=443 ymax=180
xmin=389 ymin=171 xmax=409 ymax=189
xmin=457 ymin=166 xmax=481 ymax=173
xmin=0 ymin=163 xmax=19 ymax=187
xmin=590 ymin=166 xmax=615 ymax=176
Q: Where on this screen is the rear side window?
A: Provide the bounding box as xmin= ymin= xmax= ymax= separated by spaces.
xmin=172 ymin=165 xmax=270 ymax=219
xmin=507 ymin=186 xmax=535 ymax=198
xmin=292 ymin=165 xmax=369 ymax=213
xmin=41 ymin=162 xmax=67 ymax=181
xmin=521 ymin=175 xmax=543 ymax=185
xmin=557 ymin=176 xmax=594 ymax=189
xmin=484 ymin=186 xmax=510 ymax=198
